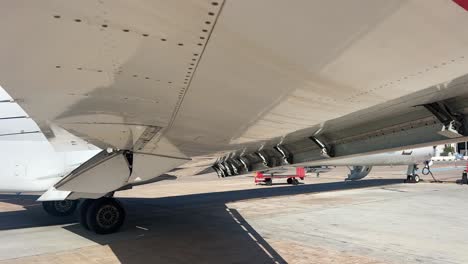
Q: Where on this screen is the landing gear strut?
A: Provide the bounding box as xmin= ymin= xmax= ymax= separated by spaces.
xmin=79 ymin=197 xmax=126 ymax=234
xmin=404 ymin=164 xmax=420 ymax=183
xmin=42 ymin=200 xmax=79 ymax=216
xmin=405 ymin=174 xmax=420 ymax=183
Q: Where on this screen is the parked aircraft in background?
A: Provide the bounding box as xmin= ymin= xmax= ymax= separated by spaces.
xmin=0 ymin=131 xmax=100 ymax=194
xmin=215 ymin=147 xmax=434 ymax=182
xmin=0 ymin=130 xmax=433 ymax=220
xmin=1 ymin=1 xmax=468 ymax=233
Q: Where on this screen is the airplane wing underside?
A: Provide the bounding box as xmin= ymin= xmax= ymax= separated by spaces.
xmin=1 ymin=0 xmax=468 ymax=197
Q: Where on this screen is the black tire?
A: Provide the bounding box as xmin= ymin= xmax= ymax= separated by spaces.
xmin=42 ymin=200 xmax=78 ymax=217
xmin=413 ymin=175 xmax=420 ymax=183
xmin=265 ymin=178 xmax=273 ymax=186
xmin=79 ymin=199 xmax=95 ymax=230
xmin=287 ymin=178 xmax=293 ymax=184
xmin=406 ymin=175 xmax=413 ymax=183
xmin=86 ymin=198 xmax=126 ymax=235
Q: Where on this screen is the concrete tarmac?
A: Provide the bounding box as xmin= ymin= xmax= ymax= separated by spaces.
xmin=0 ymin=163 xmax=467 ymax=263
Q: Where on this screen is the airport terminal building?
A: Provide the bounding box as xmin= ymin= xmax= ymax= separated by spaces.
xmin=434 ymin=141 xmax=468 ymax=157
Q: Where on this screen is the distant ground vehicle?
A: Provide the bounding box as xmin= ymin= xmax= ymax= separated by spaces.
xmin=255 ymin=167 xmax=306 ymax=185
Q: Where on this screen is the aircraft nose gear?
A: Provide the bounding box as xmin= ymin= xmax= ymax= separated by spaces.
xmin=80 ymin=197 xmax=126 ymax=234
xmin=42 ymin=200 xmax=79 ymax=216
xmin=404 ymin=164 xmax=420 ymax=183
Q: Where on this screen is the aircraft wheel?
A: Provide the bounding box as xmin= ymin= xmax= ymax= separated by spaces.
xmin=265 ymin=178 xmax=273 ymax=186
xmin=86 ymin=197 xmax=126 ymax=234
xmin=292 ymin=179 xmax=299 ymax=185
xmin=42 ymin=200 xmax=78 ymax=217
xmin=79 ymin=199 xmax=95 ymax=230
xmin=287 ymin=178 xmax=293 ymax=184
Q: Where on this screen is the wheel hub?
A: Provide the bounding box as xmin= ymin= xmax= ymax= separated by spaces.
xmin=96 ymin=205 xmax=120 ymax=228
xmin=54 ymin=200 xmax=73 ymax=213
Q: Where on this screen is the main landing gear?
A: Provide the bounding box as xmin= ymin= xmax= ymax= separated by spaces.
xmin=80 ymin=197 xmax=126 ymax=234
xmin=42 ymin=200 xmax=79 ymax=216
xmin=42 ymin=197 xmax=126 ymax=234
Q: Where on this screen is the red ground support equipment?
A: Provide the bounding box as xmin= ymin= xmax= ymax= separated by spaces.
xmin=255 ymin=167 xmax=305 ymax=186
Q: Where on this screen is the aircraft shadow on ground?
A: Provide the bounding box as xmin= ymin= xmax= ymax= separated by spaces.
xmin=0 ymin=178 xmax=403 ymax=264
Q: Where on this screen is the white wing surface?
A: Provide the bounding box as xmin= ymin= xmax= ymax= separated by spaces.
xmin=1 ymin=1 xmax=468 ymax=198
